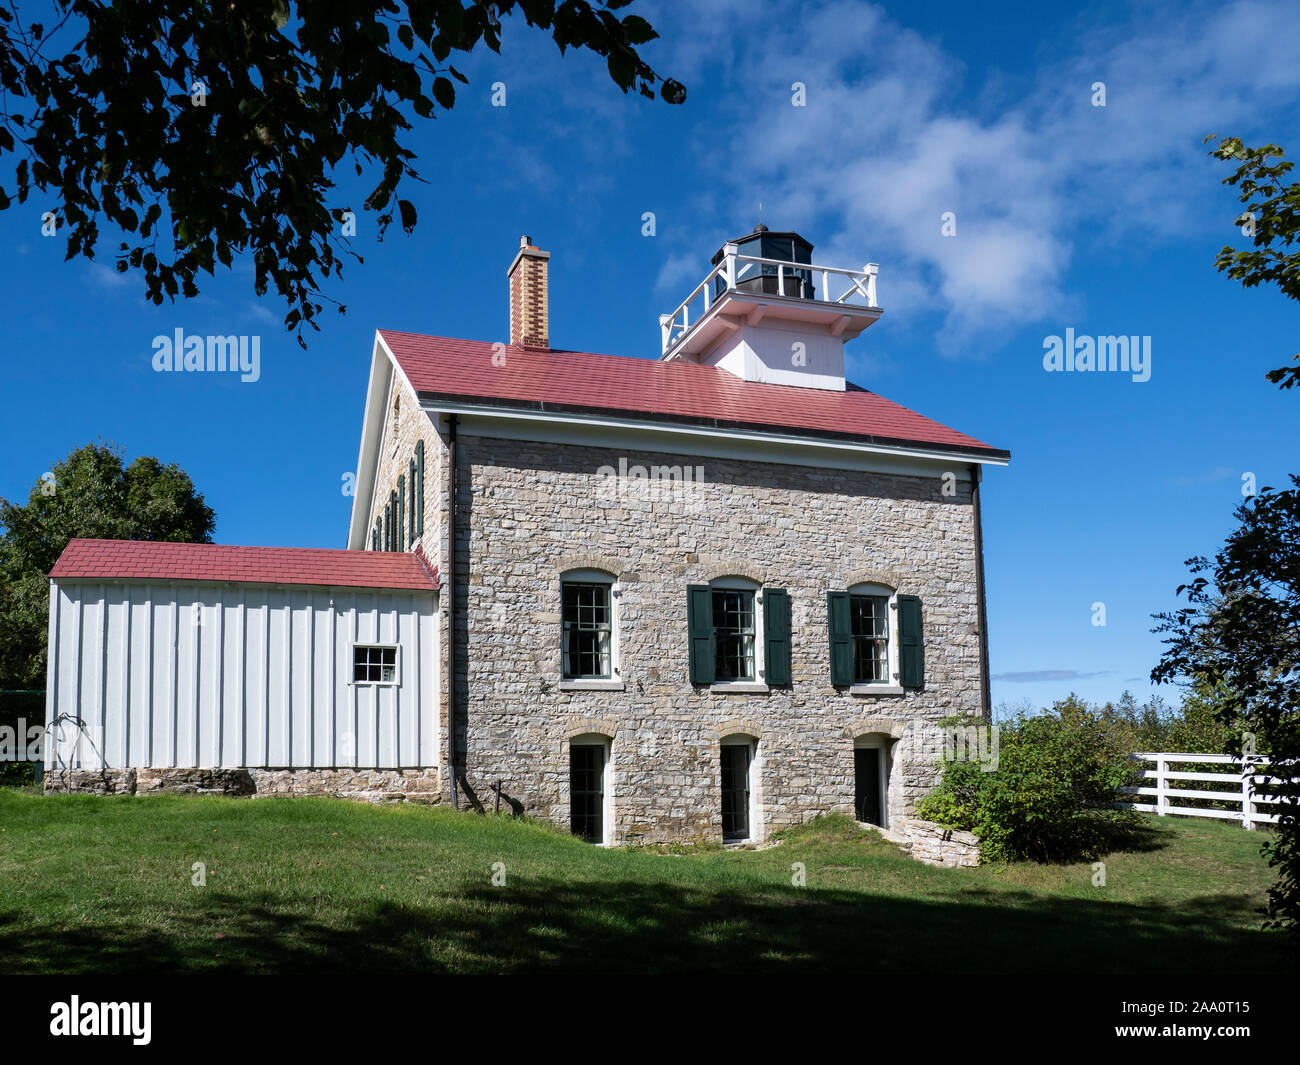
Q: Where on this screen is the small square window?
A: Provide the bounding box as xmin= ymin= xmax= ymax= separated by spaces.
xmin=353 ymin=644 xmax=398 ymax=685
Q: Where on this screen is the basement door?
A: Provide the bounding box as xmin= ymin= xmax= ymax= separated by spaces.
xmin=720 ymin=743 xmax=752 ymax=841
xmin=854 ymin=747 xmax=885 ymax=828
xmin=570 ymin=744 xmax=606 ymax=843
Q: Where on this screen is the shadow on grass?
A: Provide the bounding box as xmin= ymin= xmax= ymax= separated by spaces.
xmin=0 ymin=875 xmax=1281 ymax=975
xmin=1098 ymin=818 xmax=1174 ymax=855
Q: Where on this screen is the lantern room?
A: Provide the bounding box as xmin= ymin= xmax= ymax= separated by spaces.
xmin=660 ymin=226 xmax=883 ymax=392
xmin=710 ymin=225 xmax=816 ymax=300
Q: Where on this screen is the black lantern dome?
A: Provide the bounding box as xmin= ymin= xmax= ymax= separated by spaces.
xmin=711 ymin=225 xmax=816 ymax=300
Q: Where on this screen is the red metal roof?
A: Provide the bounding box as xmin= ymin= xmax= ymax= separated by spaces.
xmin=380 ymin=330 xmax=1006 ymax=458
xmin=50 ymin=539 xmax=440 ymax=592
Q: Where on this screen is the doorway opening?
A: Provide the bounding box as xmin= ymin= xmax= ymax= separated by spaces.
xmin=721 ymin=739 xmax=755 ymax=842
xmin=854 ymin=739 xmax=891 ymax=829
xmin=570 ymin=737 xmax=610 ymax=843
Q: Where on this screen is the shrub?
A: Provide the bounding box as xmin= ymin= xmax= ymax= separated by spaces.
xmin=917 ymin=696 xmax=1143 ymax=863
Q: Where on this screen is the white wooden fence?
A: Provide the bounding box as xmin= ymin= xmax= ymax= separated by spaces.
xmin=1119 ymin=753 xmax=1283 ymax=830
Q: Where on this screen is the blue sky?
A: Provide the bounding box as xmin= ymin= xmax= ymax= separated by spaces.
xmin=2 ymin=0 xmax=1298 ymax=714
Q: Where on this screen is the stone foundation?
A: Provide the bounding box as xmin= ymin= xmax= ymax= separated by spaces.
xmin=44 ymin=767 xmax=445 ymax=805
xmin=890 ymin=817 xmax=981 ymax=868
xmin=249 ymin=767 xmax=443 ymax=804
xmin=43 ymin=768 xmax=139 ymax=795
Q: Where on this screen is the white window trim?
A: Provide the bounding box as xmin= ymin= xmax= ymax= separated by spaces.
xmin=847 ymin=581 xmax=900 ymax=692
xmin=351 ymin=642 xmax=401 ymax=687
xmin=708 ymin=576 xmax=766 ymax=692
xmin=559 ymin=568 xmax=623 ymax=688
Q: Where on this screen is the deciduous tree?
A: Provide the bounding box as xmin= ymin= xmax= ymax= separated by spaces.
xmin=0 ymin=2 xmax=683 ymax=345
xmin=0 ymin=443 xmax=215 ymax=688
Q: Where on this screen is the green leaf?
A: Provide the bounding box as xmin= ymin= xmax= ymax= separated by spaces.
xmin=606 ymin=51 xmax=635 ymax=91
xmin=432 ymin=76 xmax=455 ymax=110
xmin=621 ymin=15 xmax=657 ymax=45
xmin=397 ymin=199 xmax=417 ymax=233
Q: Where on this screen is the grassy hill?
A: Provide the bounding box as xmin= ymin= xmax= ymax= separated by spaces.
xmin=0 ymin=788 xmax=1280 ymax=973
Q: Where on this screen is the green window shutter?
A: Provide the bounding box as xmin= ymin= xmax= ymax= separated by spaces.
xmin=827 ymin=591 xmax=853 ymax=686
xmin=384 ymin=504 xmax=391 ymax=551
xmin=763 ymin=588 xmax=791 ymax=686
xmin=408 ymin=459 xmax=417 ymax=542
xmin=390 ymin=491 xmax=399 ymax=551
xmin=397 ymin=478 xmax=405 ymax=551
xmin=898 ymin=595 xmax=924 ymax=689
xmin=687 ymin=584 xmax=716 ymax=685
xmin=415 ymin=440 xmax=425 ymax=535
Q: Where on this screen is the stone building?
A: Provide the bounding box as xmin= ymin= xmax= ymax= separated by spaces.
xmin=349 ymin=228 xmax=1007 ymax=844
xmin=45 ymin=228 xmax=1007 ymax=847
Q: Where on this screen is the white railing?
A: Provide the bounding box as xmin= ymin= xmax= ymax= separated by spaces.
xmin=659 ymin=243 xmax=880 ymax=355
xmin=1118 ymin=752 xmax=1287 ymax=830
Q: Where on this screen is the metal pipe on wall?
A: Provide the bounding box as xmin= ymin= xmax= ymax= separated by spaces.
xmin=969 ymin=464 xmax=993 ymax=723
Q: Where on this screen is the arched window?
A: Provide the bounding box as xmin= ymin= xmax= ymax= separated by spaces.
xmin=686 ymin=576 xmax=790 ymax=689
xmin=830 ymin=583 xmax=923 ymax=691
xmin=848 ymin=581 xmax=895 ymax=686
xmin=560 ymin=569 xmax=620 ymax=686
xmin=710 ymin=576 xmax=760 ymax=683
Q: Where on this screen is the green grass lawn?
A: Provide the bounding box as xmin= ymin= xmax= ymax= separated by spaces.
xmin=0 ymin=787 xmax=1281 ymax=973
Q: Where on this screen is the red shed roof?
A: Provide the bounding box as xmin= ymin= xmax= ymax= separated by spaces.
xmin=50 ymin=539 xmax=439 ymax=592
xmin=379 ymin=330 xmax=1007 ymax=460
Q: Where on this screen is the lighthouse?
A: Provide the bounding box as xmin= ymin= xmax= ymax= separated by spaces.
xmin=659 ymin=225 xmax=881 ymax=392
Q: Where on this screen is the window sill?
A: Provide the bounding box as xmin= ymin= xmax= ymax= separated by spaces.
xmin=850 ymin=684 xmax=905 ymax=696
xmin=558 ymin=679 xmax=625 ymax=692
xmin=709 ymin=682 xmax=770 ymax=694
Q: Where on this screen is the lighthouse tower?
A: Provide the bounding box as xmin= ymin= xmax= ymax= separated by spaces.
xmin=658 ymin=225 xmax=881 ymax=392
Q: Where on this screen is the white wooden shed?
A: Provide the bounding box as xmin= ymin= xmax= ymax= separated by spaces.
xmin=44 ymin=539 xmax=440 ymax=776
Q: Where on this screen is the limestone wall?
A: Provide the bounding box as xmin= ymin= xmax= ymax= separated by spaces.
xmin=897 ymin=818 xmax=981 ymax=868
xmin=451 ymin=432 xmax=984 ymax=844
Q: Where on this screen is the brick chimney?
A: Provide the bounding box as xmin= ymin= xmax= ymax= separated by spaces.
xmin=507 ymin=235 xmax=550 ymax=349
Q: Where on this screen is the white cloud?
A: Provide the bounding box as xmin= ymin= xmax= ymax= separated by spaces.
xmin=647 ymin=0 xmax=1300 ymax=351
xmin=85 ymin=261 xmax=132 ymax=290
xmin=245 ymin=301 xmax=279 ymax=325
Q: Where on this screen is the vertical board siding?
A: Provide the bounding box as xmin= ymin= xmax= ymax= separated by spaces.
xmin=167 ymin=600 xmax=179 ymax=768
xmin=44 ymin=584 xmax=60 ymax=771
xmin=95 ymin=588 xmax=108 ymax=770
xmin=46 ymin=580 xmax=438 ymax=771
